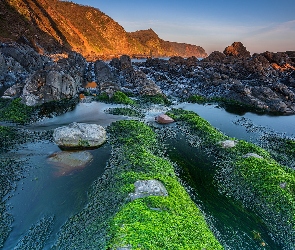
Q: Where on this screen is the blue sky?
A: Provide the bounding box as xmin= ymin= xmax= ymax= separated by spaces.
xmin=71 ymin=0 xmax=295 ymax=54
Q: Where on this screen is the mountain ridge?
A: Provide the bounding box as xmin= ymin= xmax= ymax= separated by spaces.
xmin=0 ymin=0 xmax=207 ymax=60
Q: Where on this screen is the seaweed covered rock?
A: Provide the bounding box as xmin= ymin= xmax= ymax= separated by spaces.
xmin=53 ymin=122 xmax=106 ymax=149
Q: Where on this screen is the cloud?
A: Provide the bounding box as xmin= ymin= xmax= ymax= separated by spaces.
xmin=242 ymin=20 xmax=295 ymax=53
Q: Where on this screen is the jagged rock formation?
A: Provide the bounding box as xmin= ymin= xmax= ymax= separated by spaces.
xmin=223 ymin=42 xmax=251 ymax=58
xmin=129 ymin=29 xmax=207 ymax=58
xmin=135 ymin=42 xmax=295 ymax=114
xmin=0 ymin=0 xmax=207 ymax=59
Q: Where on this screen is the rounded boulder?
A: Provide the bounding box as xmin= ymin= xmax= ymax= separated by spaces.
xmin=53 ymin=122 xmax=106 ymax=149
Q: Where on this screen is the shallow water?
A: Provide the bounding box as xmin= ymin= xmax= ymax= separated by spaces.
xmin=166 ymin=134 xmax=279 ymax=249
xmin=176 ymin=102 xmax=295 ymax=139
xmin=1 ymin=101 xmax=295 ymax=249
xmin=2 ymin=102 xmax=125 ymax=249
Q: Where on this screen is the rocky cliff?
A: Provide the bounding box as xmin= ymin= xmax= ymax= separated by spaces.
xmin=0 ymin=0 xmax=207 ymax=60
xmin=129 ymin=29 xmax=207 ymax=58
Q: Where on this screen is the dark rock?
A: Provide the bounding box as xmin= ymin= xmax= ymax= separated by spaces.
xmin=94 ymin=60 xmax=120 ymax=96
xmin=119 ymin=55 xmax=132 ymax=70
xmin=0 ymin=43 xmax=47 ymax=72
xmin=204 ymin=51 xmax=226 ymax=63
xmin=223 ymin=42 xmax=251 ymax=58
xmin=261 ymin=51 xmax=292 ymax=66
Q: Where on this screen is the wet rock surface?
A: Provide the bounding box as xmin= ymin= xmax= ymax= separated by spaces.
xmin=155 ymin=114 xmax=174 ymax=124
xmin=135 ymin=42 xmax=295 ymax=114
xmin=1 ymin=41 xmax=295 ymax=114
xmin=53 ymin=122 xmax=107 ymax=149
xmin=47 ymin=151 xmax=93 ymax=176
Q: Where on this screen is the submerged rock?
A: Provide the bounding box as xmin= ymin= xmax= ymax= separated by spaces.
xmin=47 ymin=151 xmax=93 ymax=176
xmin=155 ymin=114 xmax=174 ymax=124
xmin=129 ymin=180 xmax=168 ymax=201
xmin=53 ymin=122 xmax=106 ymax=149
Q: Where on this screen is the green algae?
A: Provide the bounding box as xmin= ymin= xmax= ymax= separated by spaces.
xmin=53 ymin=120 xmax=222 ymax=249
xmin=96 ymin=91 xmax=135 ymax=105
xmin=106 ymin=107 xmax=144 ymax=118
xmin=167 ymin=108 xmax=295 ymax=247
xmin=0 ymin=97 xmax=79 ymax=124
xmin=139 ymin=94 xmax=171 ymax=105
xmin=0 ymin=98 xmax=34 ymax=124
xmin=107 ymin=120 xmax=222 ymax=249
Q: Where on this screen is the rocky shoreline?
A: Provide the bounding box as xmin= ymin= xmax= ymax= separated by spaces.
xmin=1 ymin=41 xmax=295 ymax=114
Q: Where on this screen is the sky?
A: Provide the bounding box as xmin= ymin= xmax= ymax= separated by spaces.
xmin=70 ymin=0 xmax=295 ymax=54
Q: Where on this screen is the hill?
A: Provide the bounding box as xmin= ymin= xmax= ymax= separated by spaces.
xmin=129 ymin=29 xmax=207 ymax=58
xmin=0 ymin=0 xmax=207 ymax=59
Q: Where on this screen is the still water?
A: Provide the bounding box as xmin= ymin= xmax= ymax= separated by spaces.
xmin=3 ymin=102 xmax=125 ymax=249
xmin=2 ymin=101 xmax=295 ymax=249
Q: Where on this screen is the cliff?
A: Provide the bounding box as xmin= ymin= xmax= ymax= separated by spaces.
xmin=129 ymin=29 xmax=207 ymax=58
xmin=0 ymin=0 xmax=207 ymax=59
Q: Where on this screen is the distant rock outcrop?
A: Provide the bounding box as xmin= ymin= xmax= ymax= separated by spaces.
xmin=223 ymin=42 xmax=251 ymax=58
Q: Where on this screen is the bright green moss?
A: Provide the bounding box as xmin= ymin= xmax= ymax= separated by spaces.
xmin=168 ymin=108 xmax=295 ymax=246
xmin=107 ymin=120 xmax=223 ymax=249
xmin=167 ymin=108 xmax=226 ymax=142
xmin=187 ymin=94 xmax=207 ymax=104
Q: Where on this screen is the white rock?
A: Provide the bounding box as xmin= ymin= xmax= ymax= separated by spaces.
xmin=129 ymin=180 xmax=168 ymax=201
xmin=219 ymin=140 xmax=238 ymax=148
xmin=243 ymin=153 xmax=263 ymax=159
xmin=53 ymin=122 xmax=106 ymax=148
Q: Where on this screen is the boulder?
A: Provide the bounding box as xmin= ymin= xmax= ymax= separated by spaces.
xmin=120 ymin=55 xmax=132 ymax=70
xmin=94 ymin=60 xmax=120 ymax=95
xmin=223 ymin=42 xmax=251 ymax=58
xmin=155 ymin=114 xmax=174 ymax=124
xmin=204 ymin=51 xmax=226 ymax=63
xmin=219 ymin=140 xmax=237 ymax=148
xmin=53 ymin=122 xmax=106 ymax=149
xmin=47 ymin=151 xmax=93 ymax=176
xmin=261 ymin=51 xmax=292 ymax=66
xmin=129 ymin=180 xmax=168 ymax=201
xmin=20 ymin=52 xmax=86 ymax=106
